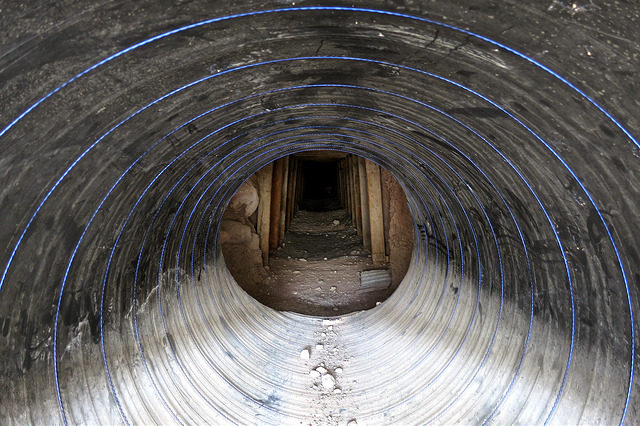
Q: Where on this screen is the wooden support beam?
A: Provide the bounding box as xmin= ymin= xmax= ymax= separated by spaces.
xmin=351 ymin=156 xmax=362 ymax=235
xmin=296 ymin=162 xmax=303 ymax=214
xmin=286 ymin=158 xmax=296 ymax=228
xmin=358 ymin=157 xmax=371 ymax=250
xmin=256 ymin=163 xmax=273 ymax=265
xmin=348 ymin=157 xmax=356 ymax=224
xmin=279 ymin=157 xmax=290 ymax=242
xmin=269 ymin=159 xmax=284 ymax=251
xmin=338 ymin=161 xmax=346 ymax=211
xmin=365 ymin=159 xmax=386 ymax=265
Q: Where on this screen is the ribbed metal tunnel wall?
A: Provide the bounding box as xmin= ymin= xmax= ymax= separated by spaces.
xmin=1 ymin=1 xmax=638 ymax=424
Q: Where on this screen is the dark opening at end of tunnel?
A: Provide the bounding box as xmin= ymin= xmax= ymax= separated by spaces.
xmin=219 ymin=150 xmax=414 ymax=316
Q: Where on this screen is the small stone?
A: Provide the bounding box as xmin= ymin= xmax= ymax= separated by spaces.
xmin=330 ymin=286 xmax=337 ymax=291
xmin=293 ymin=270 xmax=301 ymax=274
xmin=332 ymin=307 xmax=339 ymax=311
xmin=316 ymin=287 xmax=322 ymax=291
xmin=376 ymin=302 xmax=382 ymax=306
xmin=300 ymin=349 xmax=310 ymax=360
xmin=318 ymin=279 xmax=324 ymax=284
xmin=335 ymin=367 xmax=343 ymax=374
xmin=350 ymin=250 xmax=360 ymax=255
xmin=334 ymin=388 xmax=342 ymax=394
xmin=321 ymin=332 xmax=326 ymax=337
xmin=316 ymin=344 xmax=324 ymax=350
xmin=310 ymin=370 xmax=321 ymax=379
xmin=323 ymin=257 xmax=328 ymax=261
xmin=316 ymin=366 xmax=327 ymax=374
xmin=347 ymin=420 xmax=358 ymax=426
xmin=328 ymin=325 xmax=333 ymax=331
xmin=333 ymin=220 xmax=340 ymax=225
xmin=299 ymin=258 xmax=307 ymax=262
xmin=321 ymin=373 xmax=336 ymax=391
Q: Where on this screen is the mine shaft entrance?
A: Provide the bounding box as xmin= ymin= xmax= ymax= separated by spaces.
xmin=220 ymin=151 xmax=413 ymax=316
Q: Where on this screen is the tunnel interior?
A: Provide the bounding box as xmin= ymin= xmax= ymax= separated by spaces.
xmin=219 ymin=151 xmax=413 ymax=316
xmin=0 ymin=1 xmax=638 ymax=424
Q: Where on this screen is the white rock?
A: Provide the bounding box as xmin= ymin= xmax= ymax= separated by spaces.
xmin=299 ymin=258 xmax=307 ymax=262
xmin=309 ymin=370 xmax=321 ymax=379
xmin=227 ymin=180 xmax=259 ymax=217
xmin=333 ymin=220 xmax=340 ymax=225
xmin=321 ymin=373 xmax=335 ymax=391
xmin=334 ymin=388 xmax=342 ymax=394
xmin=316 ymin=366 xmax=327 ymax=374
xmin=335 ymin=367 xmax=343 ymax=374
xmin=300 ymin=349 xmax=310 ymax=360
xmin=347 ymin=420 xmax=358 ymax=426
xmin=292 ymin=270 xmax=301 ymax=274
xmin=330 ymin=286 xmax=337 ymax=291
xmin=316 ymin=344 xmax=324 ymax=350
xmin=323 ymin=257 xmax=328 ymax=261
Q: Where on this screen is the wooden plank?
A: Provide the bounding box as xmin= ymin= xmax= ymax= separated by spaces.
xmin=296 ymin=162 xmax=303 ymax=214
xmin=358 ymin=157 xmax=371 ymax=250
xmin=338 ymin=160 xmax=345 ymax=211
xmin=351 ymin=156 xmax=362 ymax=234
xmin=348 ymin=157 xmax=356 ymax=223
xmin=279 ymin=157 xmax=290 ymax=242
xmin=365 ymin=159 xmax=386 ymax=265
xmin=286 ymin=158 xmax=297 ymax=228
xmin=269 ymin=159 xmax=284 ymax=251
xmin=256 ymin=163 xmax=273 ymax=265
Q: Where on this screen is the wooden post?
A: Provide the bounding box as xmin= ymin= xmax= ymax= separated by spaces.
xmin=348 ymin=157 xmax=355 ymax=223
xmin=365 ymin=159 xmax=386 ymax=265
xmin=296 ymin=162 xmax=304 ymax=214
xmin=286 ymin=158 xmax=296 ymax=228
xmin=338 ymin=161 xmax=343 ymax=207
xmin=279 ymin=157 xmax=290 ymax=242
xmin=269 ymin=159 xmax=284 ymax=251
xmin=257 ymin=163 xmax=273 ymax=265
xmin=358 ymin=157 xmax=371 ymax=251
xmin=351 ymin=156 xmax=362 ymax=234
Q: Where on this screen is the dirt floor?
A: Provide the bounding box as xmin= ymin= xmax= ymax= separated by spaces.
xmin=245 ymin=209 xmax=396 ymax=316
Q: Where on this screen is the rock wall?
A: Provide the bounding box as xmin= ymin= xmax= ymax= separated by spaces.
xmin=381 ymin=168 xmax=414 ymax=286
xmin=220 ymin=176 xmax=267 ymax=288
